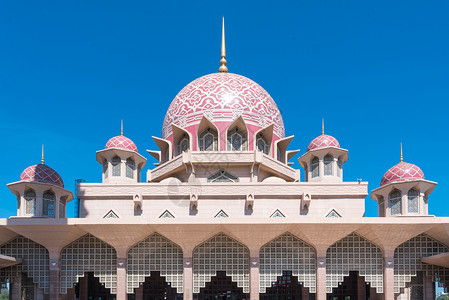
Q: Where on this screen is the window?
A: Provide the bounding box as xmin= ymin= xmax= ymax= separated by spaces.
xmin=256 ymin=134 xmax=269 ymax=154
xmin=277 ymin=145 xmax=283 ymax=162
xmin=207 ymin=170 xmax=239 ymax=182
xmin=227 ymin=128 xmax=247 ymax=151
xmin=324 ymin=155 xmax=333 ymax=176
xmin=103 ymin=160 xmax=108 ymax=179
xmin=59 ymin=196 xmax=66 ymax=218
xmin=43 ymin=190 xmax=56 ymax=218
xmin=311 ymin=157 xmax=319 ymax=178
xmin=378 ymin=196 xmax=385 ymax=217
xmin=199 ymin=128 xmax=218 ymax=151
xmin=126 ymin=158 xmax=135 ymax=179
xmin=24 ymin=189 xmax=36 ymax=215
xmin=389 ymin=189 xmax=402 ymax=216
xmin=408 ymin=188 xmax=419 ymax=213
xmin=177 ymin=135 xmax=189 ymax=155
xmin=337 ymin=159 xmax=342 ymax=178
xmin=112 ymin=156 xmax=121 ymax=176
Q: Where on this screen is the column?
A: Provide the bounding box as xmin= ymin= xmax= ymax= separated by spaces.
xmin=10 ymin=275 xmax=21 ymax=300
xmin=357 ymin=275 xmax=365 ymax=300
xmin=135 ymin=285 xmax=143 ymax=300
xmin=383 ymin=253 xmax=395 ymax=300
xmin=116 ymin=258 xmax=127 ymax=300
xmin=249 ymin=249 xmax=259 ymax=300
xmin=401 ymin=190 xmax=407 ymax=215
xmin=316 ymin=256 xmax=327 ymax=300
xmin=302 ymin=285 xmax=310 ymax=300
xmin=423 ymin=275 xmax=434 ymax=300
xmin=183 ymin=256 xmax=193 ymax=300
xmin=79 ymin=276 xmax=88 ymax=300
xmin=318 ymin=158 xmax=324 ymax=180
xmin=49 ymin=254 xmax=61 ymax=300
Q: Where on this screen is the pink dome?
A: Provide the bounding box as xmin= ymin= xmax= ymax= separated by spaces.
xmin=380 ymin=162 xmax=424 ymax=186
xmin=105 ymin=135 xmax=138 ymax=153
xmin=162 ymin=73 xmax=285 ymax=143
xmin=307 ymin=134 xmax=340 ymax=151
xmin=20 ymin=164 xmax=64 ymax=188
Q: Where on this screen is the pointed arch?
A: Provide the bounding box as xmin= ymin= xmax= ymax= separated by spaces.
xmin=226 ymin=116 xmax=248 ymax=151
xmin=254 ymin=124 xmax=273 ymax=155
xmin=159 ymin=210 xmax=175 ymax=218
xmin=103 ymin=210 xmax=119 ymax=218
xmin=172 ymin=124 xmax=192 ymax=156
xmin=0 ymin=235 xmax=50 ymax=293
xmin=325 ymin=209 xmax=341 ymax=218
xmin=214 ymin=210 xmax=229 ymax=218
xmin=60 ymin=234 xmax=117 ymax=294
xmin=197 ymin=115 xmax=219 ymax=151
xmin=269 ymin=209 xmax=285 ymax=218
xmin=126 ymin=233 xmax=183 ymax=294
xmin=259 ymin=232 xmax=316 ymax=293
xmin=193 ymin=233 xmax=250 ymax=294
xmin=207 ymin=170 xmax=239 ymax=183
xmin=326 ymin=232 xmax=383 ymax=293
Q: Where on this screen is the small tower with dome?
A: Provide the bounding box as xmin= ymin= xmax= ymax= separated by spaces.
xmin=371 ymin=144 xmax=437 ymax=217
xmin=7 ymin=146 xmax=73 ymax=218
xmin=298 ymin=120 xmax=348 ymax=182
xmin=96 ymin=121 xmax=146 ymax=183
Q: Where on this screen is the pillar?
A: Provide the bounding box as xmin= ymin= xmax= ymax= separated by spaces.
xmin=135 ymin=285 xmax=143 ymax=300
xmin=316 ymin=256 xmax=327 ymax=300
xmin=79 ymin=276 xmax=88 ymax=300
xmin=183 ymin=256 xmax=193 ymax=300
xmin=49 ymin=255 xmax=61 ymax=300
xmin=249 ymin=249 xmax=259 ymax=300
xmin=383 ymin=255 xmax=395 ymax=300
xmin=357 ymin=275 xmax=366 ymax=300
xmin=302 ymin=285 xmax=310 ymax=300
xmin=116 ymin=258 xmax=127 ymax=300
xmin=423 ymin=275 xmax=434 ymax=300
xmin=11 ymin=275 xmax=21 ymax=300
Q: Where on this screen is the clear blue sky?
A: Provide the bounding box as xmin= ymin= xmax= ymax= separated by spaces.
xmin=0 ymin=1 xmax=448 ymax=218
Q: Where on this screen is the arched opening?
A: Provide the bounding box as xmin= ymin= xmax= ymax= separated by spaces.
xmin=126 ymin=158 xmax=135 ymax=179
xmin=59 ymin=196 xmax=67 ymax=218
xmin=194 ymin=271 xmax=248 ymax=300
xmin=103 ymin=159 xmax=108 ymax=179
xmin=256 ymin=134 xmax=269 ymax=154
xmin=261 ymin=271 xmax=305 ymax=300
xmin=42 ymin=190 xmax=55 ymax=218
xmin=324 ymin=154 xmax=333 ymax=176
xmin=199 ymin=128 xmax=218 ymax=151
xmin=337 ymin=158 xmax=342 ymax=178
xmin=24 ymin=189 xmax=36 ymax=216
xmin=389 ymin=189 xmax=402 ymax=215
xmin=177 ymin=134 xmax=190 ymax=155
xmin=130 ymin=271 xmax=182 ymax=300
xmin=311 ymin=157 xmax=319 ymax=178
xmin=227 ymin=127 xmax=247 ymax=151
xmin=112 ymin=156 xmax=121 ymax=176
xmin=327 ymin=271 xmax=372 ymax=300
xmin=408 ymin=188 xmax=419 ymax=213
xmin=72 ymin=272 xmax=114 ymax=300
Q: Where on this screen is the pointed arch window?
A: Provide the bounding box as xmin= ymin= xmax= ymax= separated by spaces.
xmin=177 ymin=134 xmax=190 ymax=155
xmin=324 ymin=154 xmax=333 ymax=176
xmin=408 ymin=188 xmax=419 ymax=213
xmin=207 ymin=170 xmax=239 ymax=183
xmin=103 ymin=159 xmax=108 ymax=179
xmin=256 ymin=134 xmax=269 ymax=154
xmin=378 ymin=195 xmax=385 ymax=217
xmin=59 ymin=196 xmax=67 ymax=218
xmin=337 ymin=159 xmax=342 ymax=178
xmin=277 ymin=144 xmax=283 ymax=162
xmin=389 ymin=189 xmax=402 ymax=215
xmin=112 ymin=156 xmax=121 ymax=176
xmin=199 ymin=128 xmax=218 ymax=151
xmin=43 ymin=190 xmax=56 ymax=218
xmin=126 ymin=158 xmax=135 ymax=179
xmin=311 ymin=157 xmax=319 ymax=178
xmin=227 ymin=127 xmax=247 ymax=151
xmin=24 ymin=189 xmax=36 ymax=215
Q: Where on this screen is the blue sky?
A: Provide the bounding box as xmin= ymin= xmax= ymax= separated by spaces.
xmin=0 ymin=1 xmax=448 ymax=218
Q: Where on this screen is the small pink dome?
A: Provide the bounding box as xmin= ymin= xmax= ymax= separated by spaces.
xmin=20 ymin=164 xmax=64 ymax=188
xmin=380 ymin=162 xmax=424 ymax=186
xmin=307 ymin=134 xmax=340 ymax=151
xmin=105 ymin=135 xmax=138 ymax=153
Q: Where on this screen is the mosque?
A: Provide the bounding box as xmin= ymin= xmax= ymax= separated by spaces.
xmin=1 ymin=19 xmax=449 ymax=300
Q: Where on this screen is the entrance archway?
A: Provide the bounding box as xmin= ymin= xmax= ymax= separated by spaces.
xmin=260 ymin=270 xmax=304 ymax=300
xmin=132 ymin=271 xmax=182 ymax=300
xmin=195 ymin=271 xmax=249 ymax=300
xmin=73 ymin=272 xmax=115 ymax=300
xmin=326 ymin=271 xmax=370 ymax=300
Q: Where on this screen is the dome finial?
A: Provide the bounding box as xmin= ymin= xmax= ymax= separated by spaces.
xmin=400 ymin=143 xmax=403 ymax=162
xmin=41 ymin=144 xmax=45 ymax=164
xmin=322 ymin=118 xmax=325 ymax=135
xmin=121 ymin=120 xmax=123 ymax=136
xmin=219 ymin=17 xmax=228 ymax=73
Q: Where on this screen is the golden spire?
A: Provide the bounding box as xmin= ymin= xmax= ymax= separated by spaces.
xmin=400 ymin=143 xmax=403 ymax=162
xmin=219 ymin=17 xmax=228 ymax=73
xmin=41 ymin=144 xmax=45 ymax=164
xmin=121 ymin=120 xmax=123 ymax=136
xmin=322 ymin=118 xmax=325 ymax=135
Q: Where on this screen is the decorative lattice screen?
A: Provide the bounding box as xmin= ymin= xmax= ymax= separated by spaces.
xmin=259 ymin=232 xmax=316 ymax=293
xmin=126 ymin=233 xmax=183 ymax=294
xmin=326 ymin=232 xmax=383 ymax=293
xmin=0 ymin=236 xmax=50 ymax=294
xmin=193 ymin=233 xmax=249 ymax=293
xmin=60 ymin=234 xmax=117 ymax=294
xmin=394 ymin=234 xmax=449 ymax=293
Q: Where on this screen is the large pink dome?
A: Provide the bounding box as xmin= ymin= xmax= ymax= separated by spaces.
xmin=307 ymin=134 xmax=340 ymax=151
xmin=162 ymin=73 xmax=285 ymax=144
xmin=20 ymin=164 xmax=64 ymax=188
xmin=380 ymin=162 xmax=424 ymax=186
xmin=105 ymin=135 xmax=138 ymax=153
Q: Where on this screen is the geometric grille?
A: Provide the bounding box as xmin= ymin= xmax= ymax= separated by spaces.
xmin=126 ymin=233 xmax=183 ymax=294
xmin=60 ymin=234 xmax=117 ymax=294
xmin=326 ymin=232 xmax=383 ymax=293
xmin=0 ymin=236 xmax=50 ymax=294
xmin=326 ymin=209 xmax=341 ymax=218
xmin=259 ymin=233 xmax=316 ymax=293
xmin=394 ymin=234 xmax=449 ymax=293
xmin=193 ymin=233 xmax=249 ymax=293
